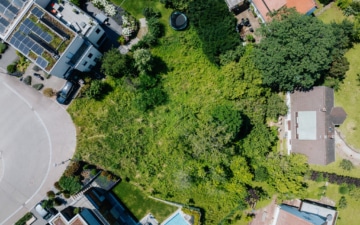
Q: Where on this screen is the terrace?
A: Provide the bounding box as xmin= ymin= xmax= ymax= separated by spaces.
xmin=7 ymin=4 xmax=75 ymax=71
xmin=46 ymin=1 xmax=97 ymax=36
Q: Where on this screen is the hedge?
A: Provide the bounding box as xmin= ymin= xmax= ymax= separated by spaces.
xmin=310 ymin=171 xmax=360 ymax=186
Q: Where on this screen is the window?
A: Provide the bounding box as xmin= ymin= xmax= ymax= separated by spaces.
xmin=88 ymin=64 xmax=93 ymax=69
xmin=82 ymin=61 xmax=88 ymax=66
xmin=95 ymin=28 xmax=101 ymax=34
xmin=88 ymin=53 xmax=93 ymax=59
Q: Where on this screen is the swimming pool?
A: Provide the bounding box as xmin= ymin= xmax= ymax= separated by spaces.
xmin=163 ymin=212 xmax=190 ymax=225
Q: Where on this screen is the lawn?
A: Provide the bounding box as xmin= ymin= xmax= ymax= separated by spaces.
xmin=334 ymin=44 xmax=360 ymax=150
xmin=317 ymin=3 xmax=347 ymax=23
xmin=112 ymin=182 xmax=177 ymax=222
xmin=310 ymin=153 xmax=360 ymax=178
xmin=304 ymin=181 xmax=360 ymax=225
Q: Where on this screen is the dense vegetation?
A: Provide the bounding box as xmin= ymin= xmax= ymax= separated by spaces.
xmin=66 ymin=1 xmax=360 ymax=224
xmin=254 ymin=9 xmax=356 ymax=91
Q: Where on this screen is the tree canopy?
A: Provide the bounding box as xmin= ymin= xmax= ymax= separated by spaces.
xmin=254 ymin=11 xmax=337 ymax=91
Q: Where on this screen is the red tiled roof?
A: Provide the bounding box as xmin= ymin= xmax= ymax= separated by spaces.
xmin=286 ymin=0 xmax=316 ymax=14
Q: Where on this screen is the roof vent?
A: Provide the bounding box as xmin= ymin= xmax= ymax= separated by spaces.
xmin=327 ymin=214 xmax=333 ymax=221
xmin=321 ymin=107 xmax=327 ymax=112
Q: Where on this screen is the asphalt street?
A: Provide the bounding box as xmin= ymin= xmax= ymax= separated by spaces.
xmin=0 ymin=73 xmax=76 ymax=225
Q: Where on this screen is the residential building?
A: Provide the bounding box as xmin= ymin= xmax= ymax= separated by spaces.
xmin=225 ymin=0 xmax=246 ymax=11
xmin=286 ymin=86 xmax=346 ymax=165
xmin=0 ymin=0 xmax=105 ymax=79
xmin=249 ymin=0 xmax=317 ymax=22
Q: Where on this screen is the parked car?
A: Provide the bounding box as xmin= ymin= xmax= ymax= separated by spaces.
xmin=35 ymin=203 xmax=52 ymax=220
xmin=56 ymin=81 xmax=76 ymax=104
xmin=33 ymin=73 xmax=44 ymax=80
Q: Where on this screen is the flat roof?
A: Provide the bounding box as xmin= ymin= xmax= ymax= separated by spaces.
xmin=0 ymin=0 xmax=30 ymax=35
xmin=297 ymin=111 xmax=316 ymax=140
xmin=300 ymin=201 xmax=337 ymax=225
xmin=7 ymin=3 xmax=75 ymax=71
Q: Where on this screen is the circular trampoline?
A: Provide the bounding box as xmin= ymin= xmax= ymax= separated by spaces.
xmin=169 ymin=11 xmax=188 ymax=31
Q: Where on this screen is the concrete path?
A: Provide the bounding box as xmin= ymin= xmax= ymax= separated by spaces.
xmin=335 ymin=130 xmax=360 ymax=166
xmin=0 ymin=73 xmax=76 ymax=225
xmin=0 ymin=46 xmax=18 ymax=73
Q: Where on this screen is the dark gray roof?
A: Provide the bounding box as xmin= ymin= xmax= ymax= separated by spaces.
xmin=330 ymin=107 xmax=347 ymax=125
xmin=290 ymin=86 xmax=335 ymax=165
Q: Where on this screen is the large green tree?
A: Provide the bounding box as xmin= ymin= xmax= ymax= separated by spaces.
xmin=101 ymin=48 xmax=133 ymax=77
xmin=254 ymin=11 xmax=337 ymax=91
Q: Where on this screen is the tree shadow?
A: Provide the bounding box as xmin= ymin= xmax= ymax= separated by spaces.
xmin=150 ymin=55 xmax=169 ymax=76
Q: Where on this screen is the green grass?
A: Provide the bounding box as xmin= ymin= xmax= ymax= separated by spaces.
xmin=310 ymin=153 xmax=360 ymax=178
xmin=112 ymin=182 xmax=177 ymax=222
xmin=334 ymin=44 xmax=360 ymax=150
xmin=304 ymin=181 xmax=360 ymax=225
xmin=317 ymin=4 xmax=347 ymax=23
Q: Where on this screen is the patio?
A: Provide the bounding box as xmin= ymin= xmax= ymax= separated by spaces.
xmin=234 ymin=7 xmax=262 ymax=43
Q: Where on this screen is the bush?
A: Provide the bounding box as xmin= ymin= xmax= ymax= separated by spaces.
xmin=338 ymin=196 xmax=347 ymax=209
xmin=32 ymin=83 xmax=44 ymax=90
xmin=44 ymin=73 xmax=51 ymax=79
xmin=85 ymin=80 xmax=105 ymax=99
xmin=59 ymin=176 xmax=82 ymax=195
xmin=7 ymin=64 xmax=16 ymax=73
xmin=143 ymin=7 xmax=161 ymax=19
xmin=64 ymin=161 xmax=81 ymax=177
xmin=42 ymin=199 xmax=54 ymax=209
xmin=0 ymin=42 xmax=7 ymax=54
xmin=43 ymin=88 xmax=55 ymax=97
xmin=15 ymin=212 xmax=33 ymax=225
xmin=32 ymin=65 xmax=40 ymax=72
xmin=63 ymin=191 xmax=71 ymax=199
xmin=339 ymin=184 xmax=349 ymax=194
xmin=23 ymin=76 xmax=32 ymax=85
xmin=90 ymin=169 xmax=97 ymax=175
xmin=340 ymin=159 xmax=354 ymax=171
xmin=54 ymin=197 xmax=62 ymax=206
xmin=118 ymin=36 xmax=126 ymax=45
xmin=47 ymin=190 xmax=56 ymax=199
xmin=147 ymin=17 xmax=163 ymax=38
xmin=54 ymin=181 xmax=63 ymax=191
xmin=74 ymin=207 xmax=81 ymax=214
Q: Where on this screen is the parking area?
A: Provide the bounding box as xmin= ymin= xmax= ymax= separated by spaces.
xmin=0 ymin=73 xmax=76 ymax=225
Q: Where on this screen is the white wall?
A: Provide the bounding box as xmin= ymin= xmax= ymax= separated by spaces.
xmin=75 ymin=45 xmax=102 ymax=72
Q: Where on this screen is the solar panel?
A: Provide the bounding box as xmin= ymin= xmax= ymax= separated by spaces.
xmin=43 ymin=33 xmax=52 ymax=43
xmin=36 ymin=56 xmax=48 ymax=68
xmin=32 ymin=7 xmax=44 ymax=18
xmin=0 ymin=1 xmax=10 ymax=8
xmin=32 ymin=44 xmax=43 ymax=55
xmin=0 ymin=5 xmax=5 ymax=15
xmin=12 ymin=0 xmax=24 ymax=8
xmin=4 ymin=10 xmax=15 ymax=21
xmin=8 ymin=5 xmax=19 ymax=14
xmin=0 ymin=17 xmax=9 ymax=27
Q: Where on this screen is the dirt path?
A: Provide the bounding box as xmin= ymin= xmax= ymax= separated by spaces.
xmin=335 ymin=130 xmax=360 ymax=166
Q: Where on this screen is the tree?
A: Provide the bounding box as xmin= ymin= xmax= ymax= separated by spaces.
xmin=266 ymin=94 xmax=288 ymax=120
xmin=340 ymin=159 xmax=354 ymax=171
xmin=86 ymin=80 xmax=105 ymax=99
xmin=254 ymin=10 xmax=337 ymax=91
xmin=147 ymin=17 xmax=163 ymax=38
xmin=58 ymin=176 xmax=82 ymax=195
xmin=133 ymin=49 xmax=154 ymax=75
xmin=7 ymin=64 xmax=16 ymax=73
xmin=211 ymin=104 xmax=243 ymax=140
xmin=101 ymin=48 xmax=133 ymax=77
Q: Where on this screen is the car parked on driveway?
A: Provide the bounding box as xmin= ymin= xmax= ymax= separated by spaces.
xmin=35 ymin=203 xmax=52 ymax=220
xmin=56 ymin=81 xmax=77 ymax=105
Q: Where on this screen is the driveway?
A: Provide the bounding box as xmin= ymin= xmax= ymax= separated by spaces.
xmin=0 ymin=73 xmax=76 ymax=225
xmin=0 ymin=46 xmax=18 ymax=73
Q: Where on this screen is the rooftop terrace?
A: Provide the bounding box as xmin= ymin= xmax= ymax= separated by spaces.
xmin=7 ymin=4 xmax=75 ymax=71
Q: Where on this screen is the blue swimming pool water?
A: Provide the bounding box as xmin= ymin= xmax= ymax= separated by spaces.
xmin=164 ymin=212 xmax=189 ymax=225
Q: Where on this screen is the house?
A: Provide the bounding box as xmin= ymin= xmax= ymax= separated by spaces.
xmin=250 ymin=199 xmax=338 ymax=225
xmin=48 ymin=187 xmax=138 ymax=225
xmin=0 ymin=0 xmax=106 ymax=79
xmin=286 ymin=86 xmax=346 ymax=165
xmin=274 ymin=200 xmax=338 ymax=225
xmin=249 ymin=0 xmax=317 ymax=22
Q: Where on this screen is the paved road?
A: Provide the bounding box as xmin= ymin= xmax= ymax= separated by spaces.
xmin=335 ymin=130 xmax=360 ymax=166
xmin=0 ymin=73 xmax=76 ymax=225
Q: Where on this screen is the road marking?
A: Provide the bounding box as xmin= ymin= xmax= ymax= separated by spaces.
xmin=0 ymin=81 xmax=53 ymax=225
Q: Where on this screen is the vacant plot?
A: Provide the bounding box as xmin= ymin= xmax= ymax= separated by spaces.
xmin=317 ymin=3 xmax=347 ymax=23
xmin=112 ymin=182 xmax=177 ymax=222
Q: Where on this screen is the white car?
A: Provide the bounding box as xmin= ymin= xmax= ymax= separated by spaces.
xmin=35 ymin=203 xmax=51 ymax=220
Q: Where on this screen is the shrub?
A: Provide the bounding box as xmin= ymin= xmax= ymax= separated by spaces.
xmin=90 ymin=169 xmax=97 ymax=175
xmin=63 ymin=191 xmax=70 ymax=199
xmin=47 ymin=190 xmax=56 ymax=199
xmin=0 ymin=42 xmax=7 ymax=54
xmin=74 ymin=207 xmax=81 ymax=214
xmin=85 ymin=80 xmax=105 ymax=99
xmin=43 ymin=88 xmax=55 ymax=97
xmin=142 ymin=7 xmax=161 ymax=19
xmin=338 ymin=196 xmax=347 ymax=209
xmin=339 ymin=184 xmax=349 ymax=194
xmin=118 ymin=36 xmax=126 ymax=45
xmin=54 ymin=181 xmax=63 ymax=191
xmin=7 ymin=64 xmax=16 ymax=73
xmin=147 ymin=17 xmax=163 ymax=38
xmin=340 ymin=159 xmax=354 ymax=171
xmin=54 ymin=197 xmax=62 ymax=206
xmin=42 ymin=199 xmax=54 ymax=209
xmin=32 ymin=83 xmax=44 ymax=90
xmin=15 ymin=212 xmax=33 ymax=225
xmin=23 ymin=76 xmax=32 ymax=85
xmin=246 ymin=34 xmax=255 ymax=43
xmin=64 ymin=161 xmax=81 ymax=177
xmin=44 ymin=73 xmax=51 ymax=79
xmin=59 ymin=176 xmax=82 ymax=195
xmin=32 ymin=65 xmax=40 ymax=71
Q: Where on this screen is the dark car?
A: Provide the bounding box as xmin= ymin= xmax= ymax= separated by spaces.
xmin=34 ymin=73 xmax=44 ymax=80
xmin=56 ymin=81 xmax=76 ymax=104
